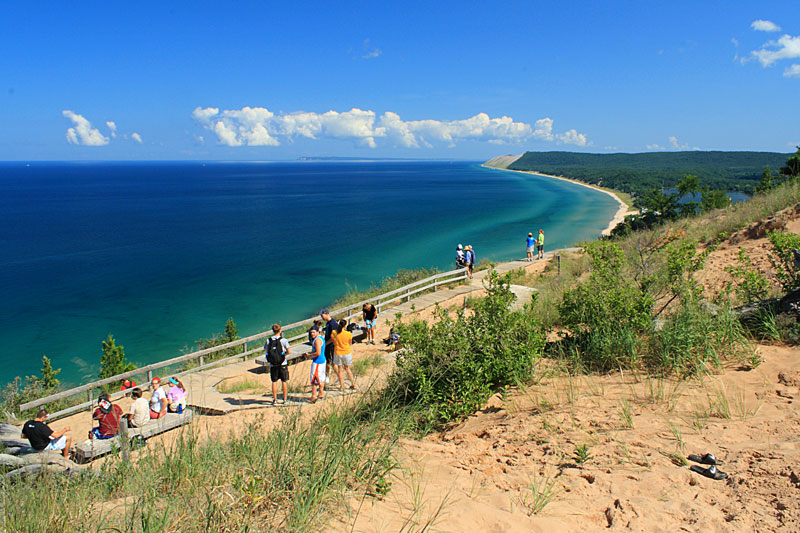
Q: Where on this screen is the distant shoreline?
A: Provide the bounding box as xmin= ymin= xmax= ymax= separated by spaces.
xmin=481 ymin=164 xmax=635 ymax=236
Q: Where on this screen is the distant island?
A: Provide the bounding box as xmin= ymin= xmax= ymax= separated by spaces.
xmin=485 ymin=151 xmax=791 ymax=197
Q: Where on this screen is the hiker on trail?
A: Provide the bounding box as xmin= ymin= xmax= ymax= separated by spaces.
xmin=307 ymin=319 xmax=322 ymax=344
xmin=537 ymin=229 xmax=545 ymax=260
xmin=149 ymin=377 xmax=167 ymax=419
xmin=455 ymin=244 xmax=465 ymax=268
xmin=320 ymin=309 xmax=336 ymax=383
xmin=362 ymin=303 xmax=378 ymax=344
xmin=265 ymin=323 xmax=291 ymax=405
xmin=90 ymin=393 xmax=123 ymax=439
xmin=21 ymin=409 xmax=72 ymax=459
xmin=464 ymin=245 xmax=475 ymax=278
xmin=307 ymin=328 xmax=326 ymax=403
xmin=526 ymin=232 xmax=536 ymax=261
xmin=124 ymin=388 xmax=150 ymax=428
xmin=331 ymin=319 xmax=356 ymax=391
xmin=167 ymin=377 xmax=187 ymax=413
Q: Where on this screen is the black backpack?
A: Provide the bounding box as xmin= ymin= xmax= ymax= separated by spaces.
xmin=265 ymin=336 xmax=285 ymax=366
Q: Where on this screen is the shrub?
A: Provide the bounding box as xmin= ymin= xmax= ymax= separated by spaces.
xmin=725 ymin=248 xmax=771 ymax=304
xmin=767 ymin=230 xmax=800 ymax=292
xmin=387 ymin=271 xmax=545 ymax=431
xmin=558 ymin=241 xmax=653 ymax=371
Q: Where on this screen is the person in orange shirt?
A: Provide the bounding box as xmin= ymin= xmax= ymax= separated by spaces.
xmin=330 ymin=319 xmax=356 ymax=391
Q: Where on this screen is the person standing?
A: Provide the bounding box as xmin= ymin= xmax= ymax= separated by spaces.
xmin=526 ymin=232 xmax=535 ymax=261
xmin=21 ymin=409 xmax=72 ymax=459
xmin=455 ymin=244 xmax=465 ymax=268
xmin=320 ymin=309 xmax=336 ymax=383
xmin=90 ymin=393 xmax=123 ymax=439
xmin=331 ymin=319 xmax=357 ymax=390
xmin=362 ymin=303 xmax=378 ymax=344
xmin=307 ymin=328 xmax=326 ymax=403
xmin=537 ymin=229 xmax=545 ymax=260
xmin=266 ymin=323 xmax=291 ymax=405
xmin=465 ymin=245 xmax=475 ymax=278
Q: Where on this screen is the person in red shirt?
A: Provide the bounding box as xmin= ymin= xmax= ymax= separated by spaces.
xmin=90 ymin=393 xmax=123 ymax=439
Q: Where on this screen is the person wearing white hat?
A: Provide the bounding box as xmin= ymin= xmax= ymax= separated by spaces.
xmin=455 ymin=244 xmax=465 ymax=269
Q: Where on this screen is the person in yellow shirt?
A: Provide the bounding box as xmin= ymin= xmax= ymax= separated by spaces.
xmin=330 ymin=319 xmax=357 ymax=391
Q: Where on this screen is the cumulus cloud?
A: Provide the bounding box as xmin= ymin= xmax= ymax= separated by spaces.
xmin=106 ymin=121 xmax=117 ymax=138
xmin=192 ymin=106 xmax=591 ymax=149
xmin=131 ymin=132 xmax=143 ymax=144
xmin=785 ymin=64 xmax=800 ymax=78
xmin=749 ymin=33 xmax=800 ymax=67
xmin=62 ymin=110 xmax=109 ymax=146
xmin=751 ymin=20 xmax=781 ymax=32
xmin=647 ymin=136 xmax=698 ymax=151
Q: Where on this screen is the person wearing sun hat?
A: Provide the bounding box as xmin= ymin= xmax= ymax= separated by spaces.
xmin=456 ymin=244 xmax=465 ymax=268
xmin=90 ymin=393 xmax=123 ymax=439
xmin=149 ymin=377 xmax=168 ymax=419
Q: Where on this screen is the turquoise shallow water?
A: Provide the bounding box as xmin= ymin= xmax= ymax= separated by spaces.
xmin=0 ymin=161 xmax=618 ymax=385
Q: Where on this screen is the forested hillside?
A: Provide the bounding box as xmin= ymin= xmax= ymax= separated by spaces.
xmin=508 ymin=151 xmax=790 ymax=197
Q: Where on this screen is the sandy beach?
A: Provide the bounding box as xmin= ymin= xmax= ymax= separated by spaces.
xmin=482 ymin=163 xmax=636 ymax=236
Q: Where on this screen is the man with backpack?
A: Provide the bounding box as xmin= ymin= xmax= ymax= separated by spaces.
xmin=265 ymin=323 xmax=291 ymax=405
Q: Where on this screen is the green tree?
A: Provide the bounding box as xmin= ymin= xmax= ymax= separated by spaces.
xmin=99 ymin=334 xmax=136 ymax=386
xmin=700 ymin=189 xmax=731 ymax=212
xmin=224 ymin=317 xmax=239 ymax=343
xmin=756 ymin=165 xmax=774 ymax=194
xmin=39 ymin=356 xmax=61 ymax=389
xmin=676 ymin=174 xmax=702 ymax=216
xmin=780 ymin=147 xmax=800 ymax=180
xmin=640 ymin=189 xmax=679 ymax=220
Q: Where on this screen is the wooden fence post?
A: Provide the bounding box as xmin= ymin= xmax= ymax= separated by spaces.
xmin=146 ymin=370 xmax=153 ymax=383
xmin=243 ymin=341 xmax=248 ymax=361
xmin=119 ymin=417 xmax=130 ymax=462
xmin=557 ymin=254 xmax=561 ymax=275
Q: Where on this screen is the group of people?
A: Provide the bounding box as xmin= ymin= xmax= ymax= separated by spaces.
xmin=455 ymin=244 xmax=476 ymax=278
xmin=266 ymin=304 xmax=379 ymax=404
xmin=526 ymin=229 xmax=545 ymax=261
xmin=21 ymin=375 xmax=188 ymax=457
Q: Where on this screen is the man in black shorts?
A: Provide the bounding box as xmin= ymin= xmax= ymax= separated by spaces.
xmin=265 ymin=323 xmax=290 ymax=404
xmin=320 ymin=309 xmax=336 ymax=383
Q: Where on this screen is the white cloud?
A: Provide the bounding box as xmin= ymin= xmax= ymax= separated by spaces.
xmin=106 ymin=121 xmax=117 ymax=138
xmin=192 ymin=106 xmax=590 ymax=148
xmin=62 ymin=110 xmax=109 ymax=146
xmin=361 ymin=38 xmax=382 ymax=59
xmin=784 ymin=64 xmax=800 ymax=78
xmin=647 ymin=136 xmax=698 ymax=151
xmin=749 ymin=33 xmax=800 ymax=67
xmin=131 ymin=132 xmax=143 ymax=144
xmin=731 ymin=37 xmax=739 ymax=47
xmin=751 ymin=20 xmax=781 ymax=32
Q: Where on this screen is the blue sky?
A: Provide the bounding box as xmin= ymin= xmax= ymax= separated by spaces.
xmin=1 ymin=1 xmax=797 ymax=160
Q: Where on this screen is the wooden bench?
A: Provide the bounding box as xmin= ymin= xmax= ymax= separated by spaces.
xmin=74 ymin=409 xmax=195 ymax=462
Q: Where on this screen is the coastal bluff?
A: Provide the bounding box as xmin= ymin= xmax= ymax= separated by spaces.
xmin=483 ymin=154 xmax=522 ymax=169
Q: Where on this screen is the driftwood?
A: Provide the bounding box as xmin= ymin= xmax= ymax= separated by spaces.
xmin=0 ymin=450 xmax=84 ymax=481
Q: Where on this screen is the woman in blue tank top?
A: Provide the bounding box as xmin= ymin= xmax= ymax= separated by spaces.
xmin=308 ymin=329 xmax=326 ymax=403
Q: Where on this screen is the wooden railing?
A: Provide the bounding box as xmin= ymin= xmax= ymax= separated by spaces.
xmin=18 ymin=266 xmax=469 ymax=420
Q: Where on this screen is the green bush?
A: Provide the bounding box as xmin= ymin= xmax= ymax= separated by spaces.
xmin=725 ymin=248 xmax=771 ymax=304
xmin=767 ymin=230 xmax=800 ymax=292
xmin=558 ymin=241 xmax=653 ymax=371
xmin=387 ymin=271 xmax=545 ymax=431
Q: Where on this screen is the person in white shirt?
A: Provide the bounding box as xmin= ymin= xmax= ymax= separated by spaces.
xmin=124 ymin=388 xmax=150 ymax=428
xmin=149 ymin=377 xmax=167 ymax=419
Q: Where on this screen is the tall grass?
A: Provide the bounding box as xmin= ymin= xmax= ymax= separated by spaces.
xmin=1 ymin=398 xmax=404 ymax=531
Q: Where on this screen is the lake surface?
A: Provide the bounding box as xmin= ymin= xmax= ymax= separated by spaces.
xmin=0 ymin=161 xmax=618 ymax=384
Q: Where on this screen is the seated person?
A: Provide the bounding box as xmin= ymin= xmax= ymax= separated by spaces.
xmin=149 ymin=377 xmax=167 ymax=419
xmin=120 ymin=378 xmax=137 ymax=391
xmin=167 ymin=377 xmax=187 ymax=413
xmin=90 ymin=393 xmax=123 ymax=439
xmin=124 ymin=388 xmax=150 ymax=428
xmin=21 ymin=409 xmax=72 ymax=459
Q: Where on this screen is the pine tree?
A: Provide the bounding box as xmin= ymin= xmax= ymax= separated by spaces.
xmin=39 ymin=355 xmax=61 ymax=389
xmin=224 ymin=317 xmax=239 ymax=343
xmin=99 ymin=334 xmax=136 ymax=382
xmin=756 ymin=165 xmax=773 ymax=194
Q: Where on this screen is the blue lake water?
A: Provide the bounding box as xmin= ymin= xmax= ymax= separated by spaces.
xmin=0 ymin=161 xmax=618 ymax=385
